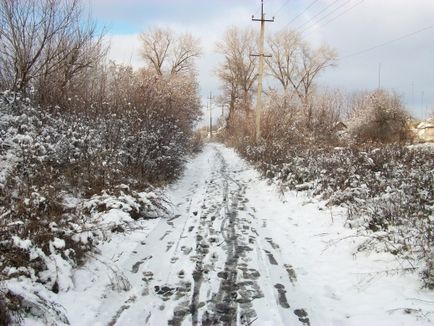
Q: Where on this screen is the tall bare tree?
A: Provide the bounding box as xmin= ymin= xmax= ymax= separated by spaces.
xmin=216 ymin=26 xmax=257 ymax=130
xmin=266 ymin=29 xmax=337 ymax=128
xmin=139 ymin=27 xmax=200 ymax=76
xmin=266 ymin=29 xmax=301 ymax=94
xmin=267 ymin=29 xmax=337 ymax=100
xmin=0 ymin=0 xmax=104 ymax=96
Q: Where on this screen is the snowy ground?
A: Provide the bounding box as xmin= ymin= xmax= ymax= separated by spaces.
xmin=34 ymin=143 xmax=434 ymax=325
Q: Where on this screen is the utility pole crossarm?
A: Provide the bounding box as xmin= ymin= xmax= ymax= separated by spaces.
xmin=251 ymin=0 xmax=274 ymax=142
xmin=251 ymin=0 xmax=275 ymax=22
xmin=252 ymin=17 xmax=275 ymax=22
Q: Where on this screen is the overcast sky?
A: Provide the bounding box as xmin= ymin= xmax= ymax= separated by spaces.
xmin=88 ymin=0 xmax=434 ymax=119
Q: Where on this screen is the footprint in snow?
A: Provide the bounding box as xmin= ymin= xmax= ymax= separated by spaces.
xmin=264 ymin=250 xmax=278 ymax=265
xmin=284 ymin=264 xmax=297 ymax=285
xmin=274 ymin=283 xmax=290 ymax=309
xmin=294 ymin=309 xmax=310 ymax=326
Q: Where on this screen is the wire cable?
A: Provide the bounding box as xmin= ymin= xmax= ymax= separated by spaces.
xmin=341 ymin=23 xmax=434 ymax=59
xmin=272 ymin=0 xmax=291 ymax=18
xmin=302 ymin=0 xmax=364 ymax=37
xmin=281 ymin=0 xmax=321 ymax=29
xmin=252 ymin=1 xmax=260 ymax=18
xmin=298 ymin=0 xmax=353 ymax=34
xmin=293 ymin=0 xmax=339 ymax=31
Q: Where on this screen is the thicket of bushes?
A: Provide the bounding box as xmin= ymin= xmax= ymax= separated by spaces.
xmin=228 ymin=89 xmax=433 ymax=288
xmin=216 ymin=27 xmax=432 ymax=285
xmin=0 ymin=68 xmax=201 ymax=322
xmin=0 ymin=0 xmax=203 ymax=322
xmin=214 ymin=18 xmax=432 ymax=292
xmin=244 ymin=142 xmax=433 ymax=286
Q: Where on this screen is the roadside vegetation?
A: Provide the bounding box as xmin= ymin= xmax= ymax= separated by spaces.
xmin=0 ymin=0 xmax=432 ymax=324
xmin=215 ymin=26 xmax=434 ymax=289
xmin=0 ymin=0 xmax=202 ymax=323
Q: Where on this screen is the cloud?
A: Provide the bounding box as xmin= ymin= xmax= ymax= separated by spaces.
xmin=302 ymin=0 xmax=434 ymax=118
xmin=105 ymin=34 xmax=143 ymax=67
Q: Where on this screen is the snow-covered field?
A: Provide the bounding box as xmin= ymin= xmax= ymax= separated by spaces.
xmin=22 ymin=143 xmax=434 ymax=325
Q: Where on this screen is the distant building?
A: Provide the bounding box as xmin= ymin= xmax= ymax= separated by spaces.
xmin=331 ymin=121 xmax=348 ymax=132
xmin=412 ymin=118 xmax=434 ymax=143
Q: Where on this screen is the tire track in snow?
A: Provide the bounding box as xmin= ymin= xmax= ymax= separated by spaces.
xmin=200 ymin=148 xmax=261 ymax=325
xmin=84 ymin=144 xmax=312 ymax=325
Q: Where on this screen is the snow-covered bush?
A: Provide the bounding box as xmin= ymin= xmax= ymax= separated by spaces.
xmin=0 ymin=78 xmax=198 ymax=321
xmin=239 ymin=141 xmax=433 ymax=287
xmin=0 ymin=1 xmax=203 ymax=321
xmin=347 ymin=90 xmax=411 ymax=143
xmin=0 ymin=185 xmax=168 ymax=323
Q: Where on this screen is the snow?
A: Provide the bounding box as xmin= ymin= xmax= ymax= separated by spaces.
xmin=100 ymin=209 xmax=133 ymax=225
xmin=51 ymin=238 xmax=66 ymax=250
xmin=11 ymin=236 xmax=33 ymax=250
xmin=21 ymin=143 xmax=432 ymax=325
xmin=5 ymin=278 xmax=69 ymax=325
xmin=39 ymin=254 xmax=74 ymax=292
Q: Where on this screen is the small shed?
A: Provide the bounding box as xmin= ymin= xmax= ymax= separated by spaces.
xmin=332 ymin=121 xmax=347 ymax=132
xmin=414 ymin=119 xmax=434 ymax=143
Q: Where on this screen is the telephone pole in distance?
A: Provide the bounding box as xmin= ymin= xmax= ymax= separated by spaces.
xmin=252 ymin=0 xmax=274 ymax=142
xmin=208 ymin=92 xmax=213 ymax=138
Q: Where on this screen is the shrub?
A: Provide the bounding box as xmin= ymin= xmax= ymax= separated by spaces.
xmin=236 ymin=139 xmax=434 ymax=287
xmin=0 ymin=78 xmax=199 ymax=321
xmin=347 ymin=90 xmax=412 ymax=144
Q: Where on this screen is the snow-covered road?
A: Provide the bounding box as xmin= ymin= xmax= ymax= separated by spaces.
xmin=56 ymin=143 xmax=434 ymax=326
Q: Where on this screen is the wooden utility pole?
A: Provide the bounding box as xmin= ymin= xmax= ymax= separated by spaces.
xmin=252 ymin=0 xmax=274 ymax=142
xmin=208 ymin=92 xmax=213 ymax=138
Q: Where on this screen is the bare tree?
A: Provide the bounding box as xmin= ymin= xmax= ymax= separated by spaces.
xmin=267 ymin=29 xmax=337 ymax=100
xmin=170 ymin=33 xmax=200 ymax=75
xmin=139 ymin=27 xmax=171 ymax=76
xmin=266 ymin=29 xmax=337 ymax=128
xmin=139 ymin=26 xmax=200 ymax=76
xmin=215 ymin=26 xmax=257 ymax=131
xmin=0 ymin=0 xmax=104 ymax=96
xmin=266 ymin=29 xmax=301 ymax=94
xmin=36 ymin=24 xmax=107 ymax=106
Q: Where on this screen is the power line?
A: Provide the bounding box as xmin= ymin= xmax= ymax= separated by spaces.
xmin=282 ymin=0 xmax=320 ymax=29
xmin=302 ymin=0 xmax=364 ymax=37
xmin=293 ymin=0 xmax=339 ymax=31
xmin=298 ymin=0 xmax=353 ymax=34
xmin=342 ymin=23 xmax=434 ymax=59
xmin=272 ymin=0 xmax=291 ymax=18
xmin=252 ymin=1 xmax=261 ymax=18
